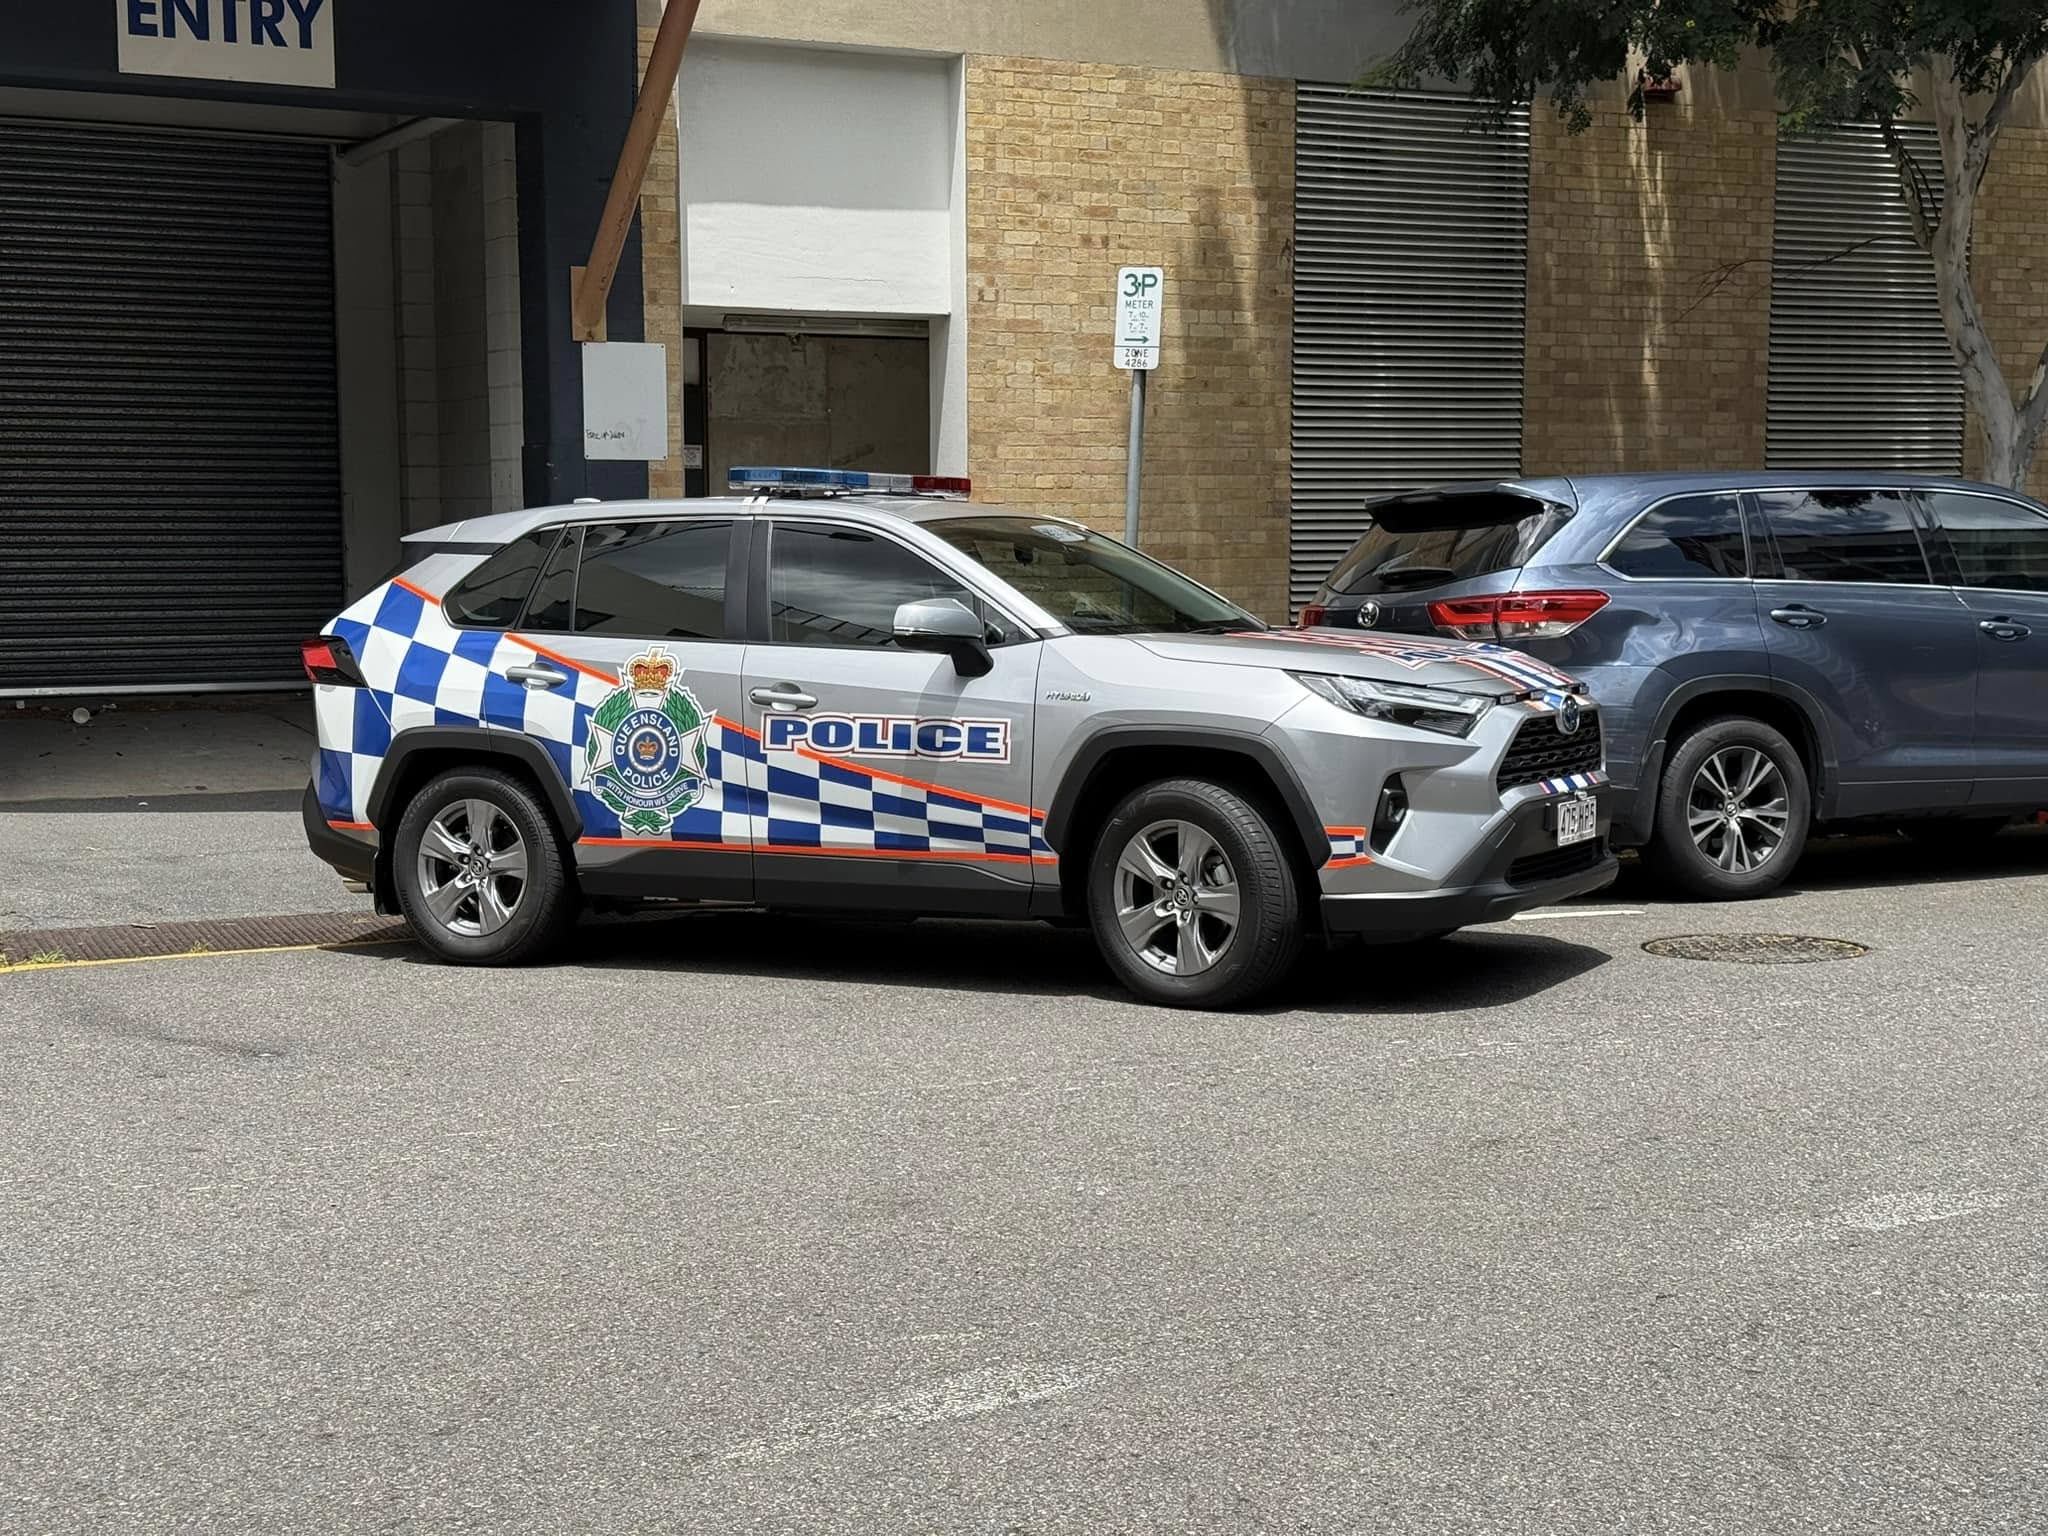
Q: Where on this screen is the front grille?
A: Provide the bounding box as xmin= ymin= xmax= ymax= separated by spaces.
xmin=1507 ymin=840 xmax=1607 ymax=886
xmin=1496 ymin=713 xmax=1603 ymax=793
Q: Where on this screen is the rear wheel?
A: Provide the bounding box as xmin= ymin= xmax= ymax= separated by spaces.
xmin=393 ymin=768 xmax=575 ymax=964
xmin=1648 ymin=717 xmax=1811 ymax=900
xmin=1085 ymin=778 xmax=1302 ymax=1009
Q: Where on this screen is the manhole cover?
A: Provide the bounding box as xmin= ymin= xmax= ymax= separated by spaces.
xmin=1642 ymin=933 xmax=1869 ymax=964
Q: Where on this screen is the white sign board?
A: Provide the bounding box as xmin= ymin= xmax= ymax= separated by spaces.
xmin=1113 ymin=266 xmax=1164 ymax=371
xmin=117 ymin=0 xmax=337 ymax=90
xmin=582 ymin=343 xmax=669 ymax=463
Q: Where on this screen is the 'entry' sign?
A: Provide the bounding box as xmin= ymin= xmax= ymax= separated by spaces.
xmin=118 ymin=0 xmax=337 ymax=90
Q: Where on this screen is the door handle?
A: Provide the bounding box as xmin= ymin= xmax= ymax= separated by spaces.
xmin=505 ymin=664 xmax=569 ymax=691
xmin=1979 ymin=617 xmax=2032 ymax=642
xmin=749 ymin=684 xmax=819 ymax=711
xmin=1769 ymin=606 xmax=1827 ymax=630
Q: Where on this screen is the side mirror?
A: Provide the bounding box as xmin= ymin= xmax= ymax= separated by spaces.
xmin=894 ymin=597 xmax=993 ymax=677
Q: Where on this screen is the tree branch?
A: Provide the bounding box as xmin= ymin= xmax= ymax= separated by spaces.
xmin=1874 ymin=112 xmax=1938 ymax=248
xmin=1673 ymin=237 xmax=1885 ymax=326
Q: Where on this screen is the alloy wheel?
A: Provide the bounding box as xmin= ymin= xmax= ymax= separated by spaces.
xmin=415 ymin=798 xmax=528 ymax=938
xmin=1686 ymin=746 xmax=1790 ymax=875
xmin=1112 ymin=819 xmax=1241 ymax=976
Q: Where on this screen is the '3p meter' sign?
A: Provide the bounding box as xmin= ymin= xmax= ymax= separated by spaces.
xmin=1113 ymin=266 xmax=1164 ymax=371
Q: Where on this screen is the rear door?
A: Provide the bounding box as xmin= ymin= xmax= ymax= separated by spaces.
xmin=741 ymin=517 xmax=1044 ymax=914
xmin=478 ymin=516 xmax=754 ymax=899
xmin=1749 ymin=487 xmax=1976 ymax=814
xmin=1919 ymin=489 xmax=2048 ymax=807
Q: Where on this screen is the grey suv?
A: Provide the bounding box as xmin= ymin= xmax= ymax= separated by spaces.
xmin=1303 ymin=473 xmax=2048 ymax=897
xmin=300 ymin=469 xmax=1615 ymax=1008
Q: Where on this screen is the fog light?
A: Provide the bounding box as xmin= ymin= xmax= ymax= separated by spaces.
xmin=1370 ymin=777 xmax=1408 ymax=854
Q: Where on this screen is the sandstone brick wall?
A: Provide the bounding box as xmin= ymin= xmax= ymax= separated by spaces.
xmin=1963 ymin=124 xmax=2048 ymax=498
xmin=1522 ymin=102 xmax=1776 ymax=476
xmin=640 ymin=23 xmax=687 ymax=499
xmin=964 ymin=56 xmax=1294 ymax=618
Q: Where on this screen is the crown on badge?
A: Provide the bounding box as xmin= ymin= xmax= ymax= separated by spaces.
xmin=627 ymin=652 xmax=674 ymax=693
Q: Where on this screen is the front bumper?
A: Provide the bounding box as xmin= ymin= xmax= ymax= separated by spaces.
xmin=301 ymin=782 xmax=376 ymax=887
xmin=1321 ymin=793 xmax=1617 ymax=937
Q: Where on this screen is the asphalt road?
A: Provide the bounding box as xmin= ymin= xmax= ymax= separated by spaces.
xmin=3 ymin=834 xmax=2045 ymax=1534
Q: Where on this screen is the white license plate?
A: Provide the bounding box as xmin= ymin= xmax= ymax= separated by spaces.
xmin=1555 ymin=793 xmax=1598 ymax=847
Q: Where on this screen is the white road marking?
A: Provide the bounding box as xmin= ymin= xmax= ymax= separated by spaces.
xmin=1509 ymin=907 xmax=1645 ymax=922
xmin=1732 ymin=1188 xmax=2018 ymax=1254
xmin=859 ymin=1363 xmax=1089 ymax=1426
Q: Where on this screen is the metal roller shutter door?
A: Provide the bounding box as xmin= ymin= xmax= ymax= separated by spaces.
xmin=0 ymin=120 xmax=340 ymax=694
xmin=1290 ymin=88 xmax=1530 ymax=610
xmin=1766 ymin=124 xmax=1963 ymax=471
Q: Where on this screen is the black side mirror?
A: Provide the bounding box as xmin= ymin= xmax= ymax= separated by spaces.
xmin=894 ymin=598 xmax=993 ymax=677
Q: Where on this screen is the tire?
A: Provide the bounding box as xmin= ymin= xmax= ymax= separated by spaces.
xmin=1647 ymin=716 xmax=1811 ymax=900
xmin=393 ymin=767 xmax=576 ymax=965
xmin=1085 ymin=778 xmax=1302 ymax=1009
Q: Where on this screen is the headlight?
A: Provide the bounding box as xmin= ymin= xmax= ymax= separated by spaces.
xmin=1292 ymin=672 xmax=1499 ymax=738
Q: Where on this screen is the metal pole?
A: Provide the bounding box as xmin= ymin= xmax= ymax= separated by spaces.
xmin=1124 ymin=366 xmax=1148 ymax=546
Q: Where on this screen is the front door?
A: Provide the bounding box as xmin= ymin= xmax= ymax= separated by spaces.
xmin=742 ymin=518 xmax=1044 ymax=913
xmin=1749 ymin=487 xmax=1977 ymax=816
xmin=482 ymin=517 xmax=754 ymax=900
xmin=1921 ymin=489 xmax=2048 ymax=808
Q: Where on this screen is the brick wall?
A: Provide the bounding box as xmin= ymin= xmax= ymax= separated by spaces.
xmin=1522 ymin=101 xmax=1776 ymax=475
xmin=641 ymin=23 xmax=687 ymax=499
xmin=964 ymin=56 xmax=1294 ymax=619
xmin=1963 ymin=124 xmax=2048 ymax=498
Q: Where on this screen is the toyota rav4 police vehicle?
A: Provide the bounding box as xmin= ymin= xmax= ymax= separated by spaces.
xmin=300 ymin=468 xmax=1614 ymax=1008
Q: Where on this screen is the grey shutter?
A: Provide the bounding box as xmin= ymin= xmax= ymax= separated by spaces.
xmin=0 ymin=119 xmax=340 ymax=694
xmin=1766 ymin=123 xmax=1963 ymax=471
xmin=1290 ymin=88 xmax=1530 ymax=609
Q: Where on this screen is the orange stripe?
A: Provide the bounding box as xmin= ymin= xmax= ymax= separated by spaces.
xmin=577 ymin=836 xmax=748 ymax=851
xmin=576 ymin=836 xmax=1051 ymax=865
xmin=392 ymin=576 xmax=440 ymax=604
xmin=1325 ymin=855 xmax=1375 ymax=869
xmin=505 ymin=633 xmax=617 ymax=686
xmin=1323 ymin=825 xmax=1368 ymax=837
xmin=327 ymin=820 xmax=375 ymax=833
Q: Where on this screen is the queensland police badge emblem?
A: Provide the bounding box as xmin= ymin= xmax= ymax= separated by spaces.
xmin=581 ymin=649 xmax=710 ymax=835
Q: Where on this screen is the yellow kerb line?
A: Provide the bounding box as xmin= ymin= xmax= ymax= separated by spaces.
xmin=0 ymin=938 xmax=412 ymax=976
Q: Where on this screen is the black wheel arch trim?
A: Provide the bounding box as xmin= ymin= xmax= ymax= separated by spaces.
xmin=1643 ymin=673 xmax=1836 ymax=814
xmin=1042 ymin=725 xmax=1331 ymax=865
xmin=364 ymin=726 xmax=584 ymax=841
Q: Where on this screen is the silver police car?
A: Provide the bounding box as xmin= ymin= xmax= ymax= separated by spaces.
xmin=301 ymin=468 xmax=1614 ymax=1008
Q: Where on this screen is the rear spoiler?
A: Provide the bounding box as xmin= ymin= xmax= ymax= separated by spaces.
xmin=1362 ymin=480 xmax=1576 ymax=523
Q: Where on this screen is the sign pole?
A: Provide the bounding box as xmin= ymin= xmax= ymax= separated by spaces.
xmin=1124 ymin=367 xmax=1147 ymax=546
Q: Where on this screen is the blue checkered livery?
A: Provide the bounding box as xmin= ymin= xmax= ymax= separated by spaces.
xmin=313 ymin=579 xmax=1052 ymax=862
xmin=1536 ymin=769 xmax=1607 ymax=796
xmin=1325 ymin=829 xmax=1372 ymax=864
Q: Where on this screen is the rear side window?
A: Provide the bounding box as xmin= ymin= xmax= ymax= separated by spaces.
xmin=574 ymin=520 xmax=731 ymax=639
xmin=1325 ymin=494 xmax=1568 ymax=596
xmin=1606 ymin=494 xmax=1748 ymax=579
xmin=1754 ymin=489 xmax=1931 ymax=585
xmin=442 ymin=529 xmax=559 ymax=627
xmin=1923 ymin=492 xmax=2048 ymax=592
xmin=522 ymin=527 xmax=581 ymax=632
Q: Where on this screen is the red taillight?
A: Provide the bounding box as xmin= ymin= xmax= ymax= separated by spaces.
xmin=1297 ymin=604 xmax=1329 ymax=627
xmin=1426 ymin=591 xmax=1610 ymax=642
xmin=910 ymin=475 xmax=971 ymax=496
xmin=301 ymin=634 xmax=364 ymax=687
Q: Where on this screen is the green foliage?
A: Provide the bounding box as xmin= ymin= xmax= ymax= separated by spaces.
xmin=1370 ymin=0 xmax=2048 ymax=135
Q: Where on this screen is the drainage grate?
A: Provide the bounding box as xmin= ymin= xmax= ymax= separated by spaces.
xmin=1642 ymin=933 xmax=1869 ymax=965
xmin=0 ymin=911 xmax=413 ymax=967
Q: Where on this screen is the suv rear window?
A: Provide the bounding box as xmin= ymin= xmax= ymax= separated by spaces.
xmin=443 ymin=529 xmax=560 ymax=628
xmin=1606 ymin=493 xmax=1748 ymax=579
xmin=1323 ymin=491 xmax=1568 ymax=596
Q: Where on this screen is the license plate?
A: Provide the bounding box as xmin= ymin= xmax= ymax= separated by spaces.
xmin=1554 ymin=793 xmax=1598 ymax=847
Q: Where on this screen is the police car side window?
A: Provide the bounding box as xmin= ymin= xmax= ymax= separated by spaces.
xmin=769 ymin=524 xmax=979 ymax=648
xmin=575 ymin=520 xmax=732 ymax=639
xmin=443 ymin=529 xmax=559 ymax=628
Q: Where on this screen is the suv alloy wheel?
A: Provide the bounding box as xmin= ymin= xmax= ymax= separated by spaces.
xmin=1649 ymin=717 xmax=1812 ymax=899
xmin=393 ymin=767 xmax=575 ymax=964
xmin=1086 ymin=778 xmax=1302 ymax=1009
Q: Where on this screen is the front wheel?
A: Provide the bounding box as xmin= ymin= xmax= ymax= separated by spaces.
xmin=1647 ymin=717 xmax=1811 ymax=900
xmin=393 ymin=767 xmax=575 ymax=964
xmin=1085 ymin=778 xmax=1302 ymax=1009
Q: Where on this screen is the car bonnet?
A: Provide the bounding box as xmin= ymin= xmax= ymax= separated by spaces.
xmin=1129 ymin=629 xmax=1584 ymax=697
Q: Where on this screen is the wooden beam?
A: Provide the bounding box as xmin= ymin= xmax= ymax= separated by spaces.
xmin=573 ymin=0 xmax=702 ymax=343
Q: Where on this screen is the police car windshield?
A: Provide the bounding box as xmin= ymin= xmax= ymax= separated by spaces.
xmin=929 ymin=517 xmax=1261 ymax=635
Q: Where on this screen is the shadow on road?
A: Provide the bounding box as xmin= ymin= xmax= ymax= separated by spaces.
xmin=1604 ymin=822 xmax=2048 ymax=903
xmin=340 ymin=904 xmax=1610 ymax=1015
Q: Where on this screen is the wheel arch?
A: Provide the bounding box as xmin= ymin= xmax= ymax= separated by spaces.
xmin=1639 ymin=678 xmax=1833 ymax=841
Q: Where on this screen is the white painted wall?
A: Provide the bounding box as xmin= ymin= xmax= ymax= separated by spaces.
xmin=679 ymin=40 xmax=956 ymax=315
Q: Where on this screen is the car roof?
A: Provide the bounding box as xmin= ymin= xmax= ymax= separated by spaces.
xmin=405 ymin=495 xmax=1060 ymax=547
xmin=1561 ymin=469 xmax=2025 ymax=500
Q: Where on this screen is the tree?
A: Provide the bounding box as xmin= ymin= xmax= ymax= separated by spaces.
xmin=1374 ymin=1 xmax=2048 ymax=488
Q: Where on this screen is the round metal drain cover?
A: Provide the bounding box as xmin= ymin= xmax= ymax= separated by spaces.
xmin=1642 ymin=933 xmax=1869 ymax=965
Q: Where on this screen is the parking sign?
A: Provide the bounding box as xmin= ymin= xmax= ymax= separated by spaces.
xmin=1114 ymin=266 xmax=1164 ymax=370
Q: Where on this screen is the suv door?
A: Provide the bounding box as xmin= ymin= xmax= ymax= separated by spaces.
xmin=1749 ymin=487 xmax=1976 ymax=816
xmin=1919 ymin=489 xmax=2048 ymax=807
xmin=742 ymin=517 xmax=1044 ymax=914
xmin=477 ymin=517 xmax=753 ymax=899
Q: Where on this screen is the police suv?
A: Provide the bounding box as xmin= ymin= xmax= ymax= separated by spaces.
xmin=301 ymin=469 xmax=1615 ymax=1008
